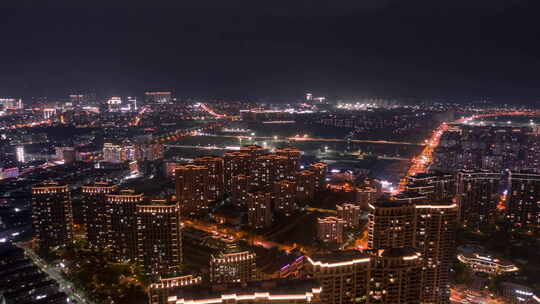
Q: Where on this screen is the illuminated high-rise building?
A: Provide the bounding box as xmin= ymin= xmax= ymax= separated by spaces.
xmin=145 ymin=91 xmax=172 ymax=104
xmin=456 ymin=170 xmax=501 ymax=228
xmin=107 ymin=190 xmax=144 ymax=261
xmin=305 ymin=249 xmax=423 ymax=304
xmin=305 ymin=251 xmax=371 ymax=304
xmin=166 ymin=279 xmax=322 ymax=304
xmin=224 ymin=151 xmax=250 ymax=192
xmin=194 ymin=155 xmax=224 ymax=201
xmin=137 ymin=200 xmax=182 ymax=277
xmin=309 ymin=162 xmax=328 ymax=192
xmin=81 ymin=182 xmax=117 ymax=248
xmin=507 ymin=172 xmax=540 ymax=228
xmin=336 ymin=203 xmax=361 ymax=228
xmin=355 ymin=186 xmax=378 ymax=210
xmin=253 ymin=154 xmax=288 ymax=188
xmin=317 ymin=216 xmax=346 ymax=244
xmin=32 ymin=182 xmax=73 ymax=250
xmin=369 ymin=248 xmax=423 ymax=304
xmin=368 ymin=193 xmax=458 ymax=304
xmin=272 ymin=180 xmax=297 ymax=214
xmin=210 ymin=240 xmax=257 ymax=284
xmin=275 ymin=146 xmax=301 ymax=179
xmin=148 ymin=275 xmax=202 ymax=304
xmin=368 ymin=198 xmax=417 ymax=250
xmin=296 ymin=170 xmax=316 ymax=202
xmin=414 ymin=200 xmax=458 ymax=303
xmin=246 ymin=191 xmax=272 ymax=229
xmin=240 ymin=145 xmax=265 ymax=170
xmin=175 ymin=164 xmax=210 ymax=215
xmin=406 ymin=172 xmax=456 ymax=202
xmin=230 ymin=174 xmax=250 ymax=206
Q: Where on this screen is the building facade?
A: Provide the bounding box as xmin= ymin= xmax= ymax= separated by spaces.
xmin=82 ymin=182 xmax=117 ymax=248
xmin=32 ymin=182 xmax=73 ymax=250
xmin=194 ymin=155 xmax=225 ymax=201
xmin=507 ymin=172 xmax=540 ymax=229
xmin=247 ymin=191 xmax=273 ymax=229
xmin=317 ymin=216 xmax=346 ymax=244
xmin=107 ymin=190 xmax=144 ymax=261
xmin=137 ymin=200 xmax=182 ymax=277
xmin=175 ymin=164 xmax=210 ymax=215
xmin=336 ymin=203 xmax=361 ymax=228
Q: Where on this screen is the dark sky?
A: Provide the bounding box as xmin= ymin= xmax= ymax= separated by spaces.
xmin=1 ymin=0 xmax=539 ymax=102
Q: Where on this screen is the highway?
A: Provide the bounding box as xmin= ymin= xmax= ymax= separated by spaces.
xmin=18 ymin=244 xmax=95 ymax=304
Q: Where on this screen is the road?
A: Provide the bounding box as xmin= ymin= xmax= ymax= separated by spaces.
xmin=199 ymin=133 xmax=425 ymax=146
xmin=18 ymin=244 xmax=95 ymax=304
xmin=397 ymin=110 xmax=540 ymax=192
xmin=0 ymin=119 xmax=53 ymax=130
xmin=199 ymin=103 xmax=229 ymax=119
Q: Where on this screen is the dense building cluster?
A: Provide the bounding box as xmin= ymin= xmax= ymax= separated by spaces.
xmin=33 ymin=182 xmax=182 ymax=278
xmin=175 ymin=145 xmax=327 ymax=226
xmin=433 ymin=125 xmax=540 ymax=173
xmin=27 ymin=138 xmax=540 ymax=304
xmin=0 ymin=244 xmax=68 ymax=304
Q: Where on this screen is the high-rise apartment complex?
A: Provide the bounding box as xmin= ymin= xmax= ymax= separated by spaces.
xmin=310 ymin=162 xmax=328 ymax=192
xmin=194 ymin=155 xmax=224 ymax=201
xmin=275 ymin=147 xmax=301 ymax=179
xmin=137 ymin=200 xmax=182 ymax=277
xmin=305 ymin=251 xmax=370 ymax=304
xmin=296 ymin=170 xmax=316 ymax=202
xmin=369 ymin=248 xmax=423 ymax=304
xmin=305 ymin=249 xmax=423 ymax=304
xmin=223 ymin=151 xmax=250 ymax=192
xmin=507 ymin=172 xmax=540 ymax=228
xmin=175 ymin=164 xmax=209 ymax=215
xmin=246 ymin=191 xmax=272 ymax=229
xmin=230 ymin=174 xmax=250 ymax=206
xmin=166 ymin=279 xmax=322 ymax=304
xmin=336 ymin=203 xmax=361 ymax=228
xmin=272 ymin=180 xmax=297 ymax=214
xmin=406 ymin=172 xmax=456 ymax=202
xmin=317 ymin=216 xmax=346 ymax=244
xmin=368 ymin=193 xmax=458 ymax=304
xmin=148 ymin=275 xmax=202 ymax=304
xmin=82 ymin=182 xmax=117 ymax=248
xmin=32 ymin=182 xmax=73 ymax=250
xmin=210 ymin=241 xmax=256 ymax=284
xmin=456 ymin=170 xmax=501 ymax=227
xmin=107 ymin=190 xmax=144 ymax=261
xmin=253 ymin=154 xmax=288 ymax=189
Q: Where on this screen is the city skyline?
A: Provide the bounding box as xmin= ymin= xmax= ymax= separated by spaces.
xmin=2 ymin=2 xmax=540 ymax=304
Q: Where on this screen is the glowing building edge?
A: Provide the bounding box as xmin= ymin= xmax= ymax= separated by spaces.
xmin=307 ymin=256 xmax=370 ymax=267
xmin=168 ymin=288 xmax=322 ymax=304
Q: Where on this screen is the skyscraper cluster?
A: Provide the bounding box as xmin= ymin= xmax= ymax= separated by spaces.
xmin=33 ymin=182 xmax=182 ymax=278
xmin=30 ymin=141 xmax=540 ymax=304
xmin=175 ymin=145 xmax=328 ymax=226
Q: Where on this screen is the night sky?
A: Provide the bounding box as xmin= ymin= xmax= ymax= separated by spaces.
xmin=1 ymin=0 xmax=539 ymax=102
